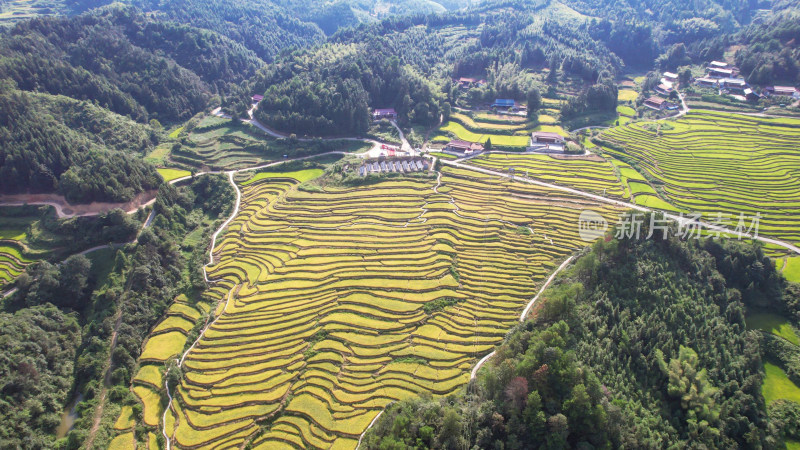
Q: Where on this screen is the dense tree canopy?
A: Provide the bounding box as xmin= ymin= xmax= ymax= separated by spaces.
xmin=735 ymin=11 xmax=800 ymax=85
xmin=0 ymin=5 xmax=264 ymax=123
xmin=0 ymin=87 xmax=160 ymax=202
xmin=0 ymin=305 xmax=81 ymax=448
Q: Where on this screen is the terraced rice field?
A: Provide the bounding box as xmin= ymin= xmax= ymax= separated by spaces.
xmin=469 ymin=153 xmax=628 ymax=199
xmin=438 ymin=121 xmax=531 ymax=147
xmin=124 ymin=295 xmax=212 ymax=430
xmin=164 ymin=166 xmax=625 ymax=448
xmin=0 ymin=242 xmax=30 ymax=288
xmin=180 ymin=124 xmax=272 ymax=169
xmin=0 ymin=214 xmax=35 ymax=289
xmin=157 ymin=168 xmax=192 ymax=183
xmin=599 ymin=110 xmax=800 ymax=248
xmin=436 ymin=113 xmax=568 ymax=148
xmin=145 ymin=144 xmax=172 ymax=165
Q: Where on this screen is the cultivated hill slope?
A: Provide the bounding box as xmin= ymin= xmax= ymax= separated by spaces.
xmin=365 ymin=226 xmax=799 ymax=448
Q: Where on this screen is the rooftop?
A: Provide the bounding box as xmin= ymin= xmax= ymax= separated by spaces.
xmin=720 ymin=78 xmax=746 ymax=85
xmin=447 ymin=139 xmax=484 ymax=151
xmin=493 ymin=99 xmax=516 ymax=107
xmin=531 ymin=131 xmax=565 ymax=140
xmin=708 ymin=67 xmax=734 ymax=75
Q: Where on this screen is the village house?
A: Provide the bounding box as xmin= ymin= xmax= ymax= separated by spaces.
xmin=528 ymin=132 xmax=568 ymax=153
xmin=695 ymin=77 xmax=718 ymax=88
xmin=456 ymin=77 xmax=486 ymax=89
xmin=765 ymin=86 xmax=800 ymax=99
xmin=743 ymin=88 xmax=760 ymax=102
xmin=663 ymin=72 xmax=678 ymax=84
xmin=719 ymin=78 xmax=748 ymax=91
xmin=655 ymin=83 xmax=674 ymax=96
xmin=372 ymin=108 xmax=398 ymax=121
xmin=708 ymin=67 xmax=734 ymax=78
xmin=644 ymin=96 xmax=667 ymax=110
xmin=445 ymin=139 xmax=484 ymax=155
xmin=709 ymin=61 xmax=729 ymax=69
xmin=252 ymin=94 xmax=264 ymax=103
xmin=492 ymin=98 xmax=517 ymax=110
xmin=530 ymin=132 xmax=565 ymax=145
xmin=457 ymin=77 xmax=476 ymax=88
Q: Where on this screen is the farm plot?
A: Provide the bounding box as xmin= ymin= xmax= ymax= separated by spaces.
xmin=598 ymin=110 xmax=800 ymax=249
xmin=0 ymin=210 xmax=42 ymax=289
xmin=468 ymin=153 xmax=628 ymax=199
xmin=0 ymin=242 xmax=30 ymax=289
xmin=435 ymin=114 xmax=568 ymax=149
xmin=157 ymin=168 xmax=192 ymax=183
xmin=165 ymin=166 xmax=625 ymax=448
xmin=110 ymin=295 xmax=212 ymax=439
xmin=178 ymin=123 xmax=273 ymax=169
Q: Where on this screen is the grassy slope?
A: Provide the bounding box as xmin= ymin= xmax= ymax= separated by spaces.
xmin=748 ymin=312 xmax=800 ymax=346
xmin=763 ymin=363 xmax=800 ymax=405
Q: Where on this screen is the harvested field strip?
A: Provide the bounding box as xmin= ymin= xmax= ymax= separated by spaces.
xmin=167 ymin=167 xmax=625 ymax=448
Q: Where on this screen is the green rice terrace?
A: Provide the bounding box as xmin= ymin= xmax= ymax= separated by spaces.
xmin=174 ymin=115 xmax=273 ymax=169
xmin=134 ymin=166 xmax=625 ymax=449
xmin=433 ymin=111 xmax=567 ymax=149
xmin=0 ymin=207 xmax=55 ymax=288
xmin=169 ymin=115 xmax=371 ymax=171
xmin=597 ymin=110 xmax=800 ymax=251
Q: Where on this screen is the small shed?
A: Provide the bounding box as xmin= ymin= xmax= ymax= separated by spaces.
xmin=708 ymin=67 xmax=734 ymax=78
xmin=492 ymin=99 xmax=516 ymax=109
xmin=445 ymin=139 xmax=484 ymax=155
xmin=530 ymin=132 xmax=565 ymax=145
xmin=644 ymin=97 xmax=667 ymax=110
xmin=695 ymin=77 xmax=718 ymax=87
xmin=372 ymin=108 xmax=398 ymax=120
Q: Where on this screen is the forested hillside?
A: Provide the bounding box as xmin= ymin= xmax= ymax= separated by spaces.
xmin=0 ymin=305 xmax=81 ymax=448
xmin=235 ymin=1 xmax=626 ymax=134
xmin=735 ymin=10 xmax=800 ymax=85
xmin=0 ymin=175 xmax=235 ymax=448
xmin=61 ymin=0 xmax=474 ymax=56
xmin=365 ymin=220 xmax=799 ymax=448
xmin=0 ymin=86 xmax=160 ymax=202
xmin=0 ymin=4 xmax=268 ymax=200
xmin=0 ymin=5 xmax=263 ymax=123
